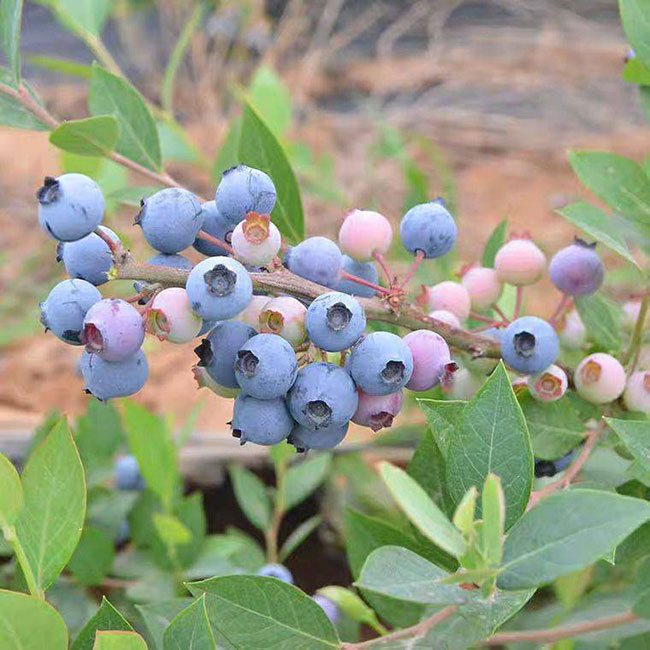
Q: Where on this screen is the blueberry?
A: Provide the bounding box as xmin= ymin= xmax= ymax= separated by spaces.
xmin=194 ymin=320 xmax=257 ymax=389
xmin=198 ymin=319 xmax=220 ymax=336
xmin=259 ymin=296 xmax=307 ymax=347
xmin=288 ymin=422 xmax=349 ymax=452
xmin=500 ymin=316 xmax=559 ymax=375
xmin=403 ymin=330 xmax=451 ymax=391
xmin=554 ymin=449 xmax=577 ymax=473
xmin=186 ymin=257 xmax=253 ymax=320
xmin=306 ymin=292 xmax=366 ymax=352
xmin=338 ymin=209 xmax=393 ymax=261
xmin=147 ymin=253 xmax=193 ymax=271
xmin=534 ymin=459 xmax=557 ymax=478
xmin=624 ymin=371 xmax=650 ymax=414
xmin=80 ymin=349 xmax=148 ymax=401
xmin=257 ymin=564 xmax=293 ymax=584
xmin=335 ymin=255 xmax=379 ymax=298
xmin=114 ymin=455 xmax=145 ymax=491
xmin=287 ymin=362 xmax=358 ymax=430
xmin=529 ymin=364 xmax=568 ymax=402
xmin=82 ymin=298 xmax=145 ymax=362
xmin=193 ymin=200 xmax=233 ymax=256
xmin=574 ymin=352 xmax=626 ymax=404
xmin=346 ymin=332 xmax=414 ymax=395
xmin=59 ymin=226 xmax=119 ymax=286
xmin=215 ymin=164 xmax=276 ymax=225
xmin=40 ymin=279 xmax=102 ymax=345
xmin=352 ymin=389 xmax=403 ymax=432
xmin=495 ymin=239 xmax=546 ymax=286
xmin=231 ymin=212 xmax=282 ymax=267
xmin=230 ymin=394 xmax=294 ymax=445
xmin=37 ymin=173 xmax=105 ymax=242
xmin=147 ymin=287 xmax=202 ymax=343
xmin=193 ymin=365 xmax=240 ymax=398
xmin=286 ymin=237 xmax=342 ymax=287
xmin=135 ymin=188 xmax=203 ymax=254
xmin=399 ymin=200 xmax=457 ymax=259
xmin=549 ymin=240 xmax=604 ymax=297
xmin=234 ymin=333 xmax=298 ymax=399
xmin=311 ymin=595 xmax=340 ymax=624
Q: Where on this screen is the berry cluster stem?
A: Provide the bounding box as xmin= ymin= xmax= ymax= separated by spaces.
xmin=622 ymin=295 xmax=649 ymax=369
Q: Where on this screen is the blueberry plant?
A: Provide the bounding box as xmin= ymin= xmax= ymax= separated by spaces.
xmin=2 ymin=1 xmax=650 ymax=649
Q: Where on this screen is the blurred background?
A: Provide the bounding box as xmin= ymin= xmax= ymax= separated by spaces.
xmin=1 ymin=0 xmax=648 ymax=440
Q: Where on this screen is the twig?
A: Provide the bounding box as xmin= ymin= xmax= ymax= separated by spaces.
xmin=485 ymin=611 xmax=637 ymax=645
xmin=343 ymin=605 xmax=458 ymax=649
xmin=622 ymin=296 xmax=649 ymax=368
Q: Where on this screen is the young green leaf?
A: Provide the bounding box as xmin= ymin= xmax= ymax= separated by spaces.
xmin=623 ymin=56 xmax=650 ymax=84
xmin=88 ymin=63 xmax=161 ymax=171
xmin=71 ymin=597 xmax=133 ymax=650
xmin=498 ymin=490 xmax=650 ymax=590
xmin=619 ymin=0 xmax=650 ymax=69
xmin=0 ymin=589 xmax=67 ymax=650
xmin=163 ymin=595 xmax=215 ymax=650
xmin=446 ymin=362 xmax=533 ymax=529
xmin=278 ymin=515 xmax=321 ymax=563
xmin=317 ymin=586 xmax=387 ymax=634
xmin=481 ymin=474 xmax=505 ymax=566
xmin=482 ymin=219 xmax=508 ymax=268
xmin=188 ymin=575 xmax=339 ymax=648
xmin=50 ymin=116 xmax=119 ymax=157
xmin=379 ymin=462 xmax=466 ymax=557
xmin=0 ymin=0 xmax=23 ymax=87
xmin=93 ymin=631 xmax=148 ymax=650
xmin=153 ymin=513 xmax=192 ymax=547
xmin=0 ymin=452 xmax=22 ymax=526
xmin=68 ymin=526 xmax=115 ymax=586
xmin=281 ymin=453 xmax=331 ymax=511
xmin=136 ymin=599 xmax=193 ymax=650
xmin=452 ymin=486 xmax=477 ymax=537
xmin=26 ymin=54 xmax=92 ymax=78
xmin=575 ymin=294 xmax=623 ymax=352
xmin=228 ymin=465 xmax=271 ymax=531
xmin=15 ymin=418 xmax=86 ymax=593
xmin=606 ymin=418 xmax=650 ymax=472
xmin=238 ymin=102 xmax=304 ymax=243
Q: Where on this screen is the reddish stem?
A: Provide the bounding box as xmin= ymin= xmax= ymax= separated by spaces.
xmin=470 ymin=312 xmax=502 ymax=325
xmin=513 ymin=286 xmax=524 ymax=319
xmin=94 ymin=227 xmax=121 ymax=257
xmin=399 ymin=250 xmax=425 ymax=288
xmin=374 ymin=250 xmax=394 ymax=286
xmin=340 ymin=270 xmax=390 ymax=295
xmin=471 ymin=322 xmax=508 ymax=333
xmin=196 ymin=230 xmax=235 ymax=255
xmin=493 ymin=305 xmax=510 ymax=324
xmin=549 ymin=293 xmax=572 ymax=327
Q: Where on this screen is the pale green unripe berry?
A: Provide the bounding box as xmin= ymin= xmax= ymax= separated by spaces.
xmin=495 ymin=238 xmax=546 ymax=286
xmin=623 ymin=372 xmax=650 ymax=414
xmin=529 ymin=364 xmax=568 ymax=402
xmin=259 ymin=296 xmax=307 ymax=346
xmin=574 ymin=353 xmax=626 ymax=404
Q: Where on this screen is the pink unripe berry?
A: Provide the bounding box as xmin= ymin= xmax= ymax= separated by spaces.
xmin=461 ymin=266 xmax=503 ymax=311
xmin=235 ymin=294 xmax=270 ymax=329
xmin=623 ymin=372 xmax=650 ymax=414
xmin=574 ymin=353 xmax=626 ymax=404
xmin=352 ymin=389 xmax=403 ymax=432
xmin=429 ymin=309 xmax=461 ymax=328
xmin=403 ymin=330 xmax=452 ymax=391
xmin=338 ymin=209 xmax=393 ymax=261
xmin=82 ymin=298 xmax=145 ymax=362
xmin=529 ymin=364 xmax=568 ymax=402
xmin=147 ymin=288 xmax=201 ymax=343
xmin=495 ymin=238 xmax=546 ymax=286
xmin=420 ymin=281 xmax=471 ymax=320
xmin=192 ymin=365 xmax=240 ymax=398
xmin=259 ymin=296 xmax=307 ymax=346
xmin=559 ymin=310 xmax=586 ymax=349
xmin=623 ymin=301 xmax=641 ymax=331
xmin=441 ymin=366 xmax=483 ymax=400
xmin=231 ymin=212 xmax=281 ymax=266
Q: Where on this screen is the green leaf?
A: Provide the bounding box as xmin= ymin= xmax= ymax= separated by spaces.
xmin=620 ymin=0 xmax=650 ymax=69
xmin=71 ymin=597 xmax=133 ymax=650
xmin=153 ymin=513 xmax=192 ymax=547
xmin=68 ymin=526 xmax=115 ymax=586
xmin=15 ymin=418 xmax=86 ymax=592
xmin=49 ymin=0 xmax=112 ymax=36
xmin=93 ymin=631 xmax=147 ymax=650
xmin=634 ymin=557 xmax=650 ymax=618
xmin=188 ymin=575 xmax=339 ymax=648
xmin=452 ymin=487 xmax=478 ymax=537
xmin=317 ymin=586 xmax=386 ymax=634
xmin=122 ymin=402 xmax=179 ymax=509
xmin=417 ymin=399 xmax=465 ymax=456
xmin=213 ymin=117 xmax=241 ymax=180
xmin=498 ymin=489 xmax=650 ymax=590
xmin=238 ymin=102 xmax=304 ymax=243
xmin=282 ymin=454 xmax=331 ymax=511
xmin=248 ymin=65 xmax=292 ymax=137
xmin=607 ymin=418 xmax=650 ymax=472
xmin=568 ymin=150 xmax=650 ymax=227
xmin=278 ymin=515 xmax=321 ymax=563
xmin=556 ymin=201 xmax=640 ymax=269
xmin=228 ymin=465 xmax=271 ymax=530
xmin=623 ymin=57 xmax=650 ymax=84
xmin=163 ymin=595 xmax=215 ymax=650
xmin=0 ymin=70 xmax=48 ymax=130
xmin=186 ymin=531 xmax=264 ymax=578
xmin=157 ymin=120 xmax=199 ymax=164
xmin=50 ymin=116 xmax=118 ymax=156
xmin=482 ymin=219 xmax=508 ymax=268
xmin=89 ymin=63 xmax=161 ymax=171
xmin=379 ymin=462 xmax=465 ymax=557
xmin=446 ymin=362 xmax=533 ymax=529
xmin=0 ymin=589 xmax=68 ymax=650
xmin=407 ymin=429 xmax=450 ymax=513
xmin=356 ymin=546 xmax=467 ymax=605
xmin=481 ymin=474 xmax=505 ymax=566
xmin=108 ymin=185 xmax=161 ymax=207
xmin=26 ymin=54 xmax=91 ymax=78
xmin=0 ymin=452 xmax=22 ymax=525
xmin=0 ymin=0 xmax=23 ymax=86
xmin=136 ymin=599 xmax=192 ymax=650
xmin=575 ymin=293 xmax=623 ymax=352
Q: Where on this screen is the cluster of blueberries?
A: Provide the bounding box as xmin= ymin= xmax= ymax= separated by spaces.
xmin=37 ymin=163 xmax=650 ymax=453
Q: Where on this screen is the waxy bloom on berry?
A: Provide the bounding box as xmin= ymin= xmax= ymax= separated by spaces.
xmin=231 ymin=212 xmax=281 ymax=267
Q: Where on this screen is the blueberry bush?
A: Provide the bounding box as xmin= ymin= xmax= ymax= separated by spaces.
xmin=2 ymin=1 xmax=650 ymax=648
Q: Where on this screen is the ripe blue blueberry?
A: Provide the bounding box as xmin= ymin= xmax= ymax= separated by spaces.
xmin=80 ymin=349 xmax=149 ymax=401
xmin=59 ymin=226 xmax=119 ymax=286
xmin=257 ymin=564 xmax=294 ymax=584
xmin=186 ymin=257 xmax=253 ymax=320
xmin=198 ymin=319 xmax=220 ymax=337
xmin=234 ymin=333 xmax=298 ymax=399
xmin=311 ymin=595 xmax=340 ymax=624
xmin=549 ymin=240 xmax=604 ymax=297
xmin=305 ymin=291 xmax=366 ymax=352
xmin=288 ymin=422 xmax=349 ymax=452
xmin=399 ymin=199 xmax=457 ymax=259
xmin=215 ymin=164 xmax=276 ymax=225
xmin=135 ymin=188 xmax=203 ymax=254
xmin=288 ymin=362 xmax=358 ymax=430
xmin=114 ymin=455 xmax=145 ymax=491
xmin=335 ymin=255 xmax=379 ymax=298
xmin=230 ymin=394 xmax=294 ymax=445
xmin=501 ymin=316 xmax=559 ymax=374
xmin=40 ymin=279 xmax=102 ymax=345
xmin=347 ymin=332 xmax=414 ymax=395
xmin=147 ymin=253 xmax=193 ymax=271
xmin=37 ymin=173 xmax=105 ymax=242
xmin=193 ymin=200 xmax=233 ymax=256
xmin=286 ymin=237 xmax=342 ymax=287
xmin=194 ymin=320 xmax=257 ymax=389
